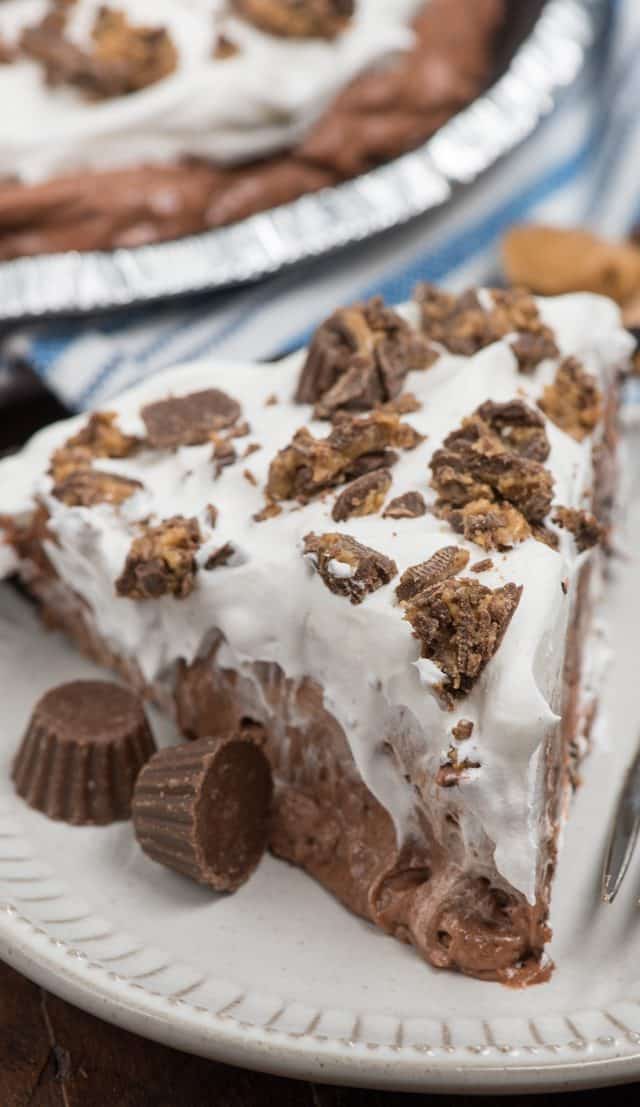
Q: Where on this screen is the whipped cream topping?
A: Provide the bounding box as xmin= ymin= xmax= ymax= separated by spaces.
xmin=0 ymin=0 xmax=422 ymax=184
xmin=0 ymin=293 xmax=632 ymax=902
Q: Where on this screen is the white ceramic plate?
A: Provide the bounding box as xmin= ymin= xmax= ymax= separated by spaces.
xmin=2 ymin=435 xmax=640 ymax=1095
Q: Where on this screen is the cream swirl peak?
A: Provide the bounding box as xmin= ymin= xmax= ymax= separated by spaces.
xmin=0 ymin=0 xmax=422 ymax=183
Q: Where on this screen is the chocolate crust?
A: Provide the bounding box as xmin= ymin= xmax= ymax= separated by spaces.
xmin=0 ymin=0 xmax=506 ymax=260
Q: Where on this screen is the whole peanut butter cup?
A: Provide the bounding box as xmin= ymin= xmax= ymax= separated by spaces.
xmin=12 ymin=681 xmax=156 ymax=824
xmin=132 ymin=734 xmax=273 ymax=892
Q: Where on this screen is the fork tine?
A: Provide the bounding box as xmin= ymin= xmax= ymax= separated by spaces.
xmin=601 ymin=742 xmax=640 ymax=903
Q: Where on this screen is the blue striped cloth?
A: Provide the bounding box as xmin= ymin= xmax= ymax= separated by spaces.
xmin=3 ymin=0 xmax=640 ymax=412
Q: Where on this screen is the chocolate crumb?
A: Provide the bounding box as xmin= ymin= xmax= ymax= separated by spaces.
xmin=116 ymin=516 xmax=201 ymax=600
xmin=52 ymin=468 xmax=142 ymax=507
xmin=213 ymin=33 xmax=239 ymax=58
xmin=538 ymin=357 xmax=603 ymax=441
xmin=470 ymin=558 xmax=493 ymax=574
xmin=243 ymin=442 xmax=261 ymax=458
xmin=204 ymin=542 xmax=235 ymax=570
xmin=206 ymin=504 xmax=219 ymax=528
xmin=396 ymin=546 xmax=470 ymax=603
xmin=232 ymin=0 xmax=355 ymax=40
xmin=332 ymin=468 xmax=392 ymax=522
xmin=213 ymin=438 xmax=237 ymax=476
xmin=404 ymin=577 xmax=522 ymax=699
xmin=303 ymin=531 xmax=397 ymax=604
xmin=229 ymin=420 xmax=251 ymax=439
xmin=265 ymin=393 xmax=278 ymax=406
xmin=382 ymin=491 xmax=427 ymax=519
xmin=561 ymin=578 xmax=569 ymax=595
xmin=436 ymin=747 xmax=480 ymax=787
xmin=296 ymin=297 xmax=434 ymax=418
xmin=142 ymin=389 xmax=242 ymax=448
xmin=243 ymin=469 xmax=258 ymax=486
xmin=532 ymin=523 xmax=560 ymax=550
xmin=552 ymin=506 xmax=604 ymax=552
xmin=253 ymin=501 xmax=282 ymax=523
xmin=452 ymin=719 xmax=474 ymax=740
xmin=377 ymin=392 xmax=422 ymax=415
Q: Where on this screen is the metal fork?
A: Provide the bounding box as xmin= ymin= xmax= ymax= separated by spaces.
xmin=602 ymin=742 xmax=640 ymax=903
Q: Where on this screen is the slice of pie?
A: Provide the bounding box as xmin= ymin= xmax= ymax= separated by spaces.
xmin=0 ymin=286 xmax=632 ymax=984
xmin=0 ymin=0 xmax=507 ymax=258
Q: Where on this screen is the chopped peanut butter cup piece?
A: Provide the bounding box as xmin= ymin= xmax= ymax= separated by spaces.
xmin=475 ymin=399 xmax=550 ymax=462
xmin=332 ymin=468 xmax=392 ymax=522
xmin=445 ymin=498 xmax=531 ymax=552
xmin=396 ymin=546 xmax=469 ymax=603
xmin=452 ymin=719 xmax=474 ymax=740
xmin=383 ymin=491 xmax=427 ymax=519
xmin=538 ymin=357 xmax=603 ymax=441
xmin=116 ymin=516 xmax=202 ymax=600
xmin=415 ymin=283 xmax=558 ymax=370
xmin=266 ymin=410 xmax=422 ymax=503
xmin=552 ymin=507 xmax=604 ymax=552
xmin=52 ymin=467 xmax=142 ymax=507
xmin=65 ymin=411 xmax=140 ymax=456
xmin=232 ymin=0 xmax=354 ymax=40
xmin=416 ymin=285 xmax=496 ymax=357
xmin=91 ymin=7 xmax=177 ymax=94
xmin=303 ymin=532 xmax=397 ymax=604
xmin=13 ymin=681 xmax=156 ymax=824
xmin=404 ymin=578 xmax=522 ymax=700
xmin=430 ymin=399 xmax=554 ymax=550
xmin=491 ymin=289 xmax=559 ymax=373
xmin=50 ymin=411 xmax=139 ymax=482
xmin=296 ymin=297 xmax=434 ymax=418
xmin=133 ymin=734 xmax=273 ymax=892
xmin=21 ymin=5 xmax=177 ymax=99
xmin=142 ymin=388 xmax=242 ymax=448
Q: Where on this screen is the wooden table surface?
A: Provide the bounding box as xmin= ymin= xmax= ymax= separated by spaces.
xmin=1 ymin=374 xmax=639 ymax=1106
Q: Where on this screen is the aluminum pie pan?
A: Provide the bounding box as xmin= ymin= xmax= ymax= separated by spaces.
xmin=0 ymin=0 xmax=605 ymax=324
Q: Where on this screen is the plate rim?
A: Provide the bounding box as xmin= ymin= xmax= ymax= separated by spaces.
xmin=2 ymin=896 xmax=640 ymax=1094
xmin=0 ymin=0 xmax=607 ymax=323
